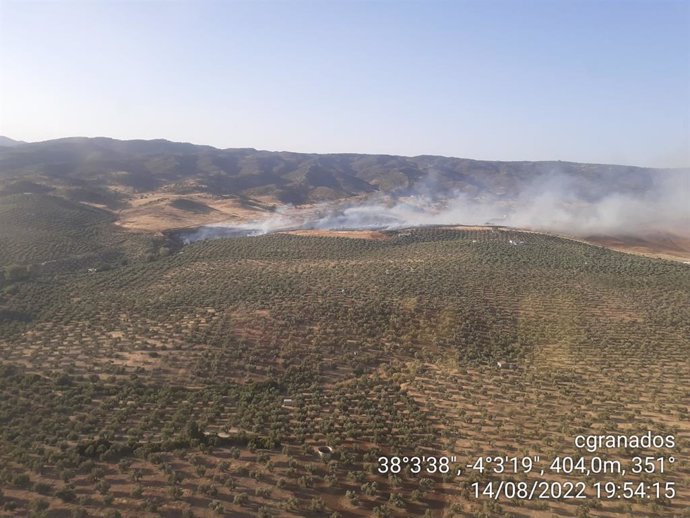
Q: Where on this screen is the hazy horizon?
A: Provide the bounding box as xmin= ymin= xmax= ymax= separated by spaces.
xmin=1 ymin=0 xmax=689 ymax=168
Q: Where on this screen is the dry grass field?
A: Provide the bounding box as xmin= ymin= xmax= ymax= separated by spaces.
xmin=114 ymin=194 xmax=279 ymax=233
xmin=582 ymin=232 xmax=690 ymax=263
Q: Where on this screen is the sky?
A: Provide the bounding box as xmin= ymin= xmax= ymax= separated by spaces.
xmin=0 ymin=0 xmax=688 ymax=168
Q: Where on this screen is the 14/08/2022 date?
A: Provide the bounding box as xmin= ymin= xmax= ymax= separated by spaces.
xmin=471 ymin=480 xmax=676 ymax=501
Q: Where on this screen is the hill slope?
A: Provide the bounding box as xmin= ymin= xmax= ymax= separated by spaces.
xmin=0 ymin=137 xmax=665 ymax=204
xmin=1 ymin=136 xmax=687 ymax=261
xmin=0 ymin=136 xmax=25 ymax=147
xmin=0 ymin=193 xmax=159 ymax=272
xmin=0 ymin=227 xmax=688 ymax=517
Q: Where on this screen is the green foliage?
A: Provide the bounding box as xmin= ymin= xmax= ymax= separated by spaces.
xmin=0 ymin=227 xmax=688 ymax=516
xmin=4 ymin=264 xmax=30 ymax=282
xmin=0 ymin=193 xmax=155 ymax=271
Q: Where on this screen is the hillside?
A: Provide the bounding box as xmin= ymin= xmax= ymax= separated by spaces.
xmin=0 ymin=138 xmax=688 ymax=517
xmin=0 ymin=137 xmax=25 ymax=147
xmin=0 ymin=137 xmax=688 ymax=273
xmin=0 ymin=193 xmax=163 ymax=273
xmin=0 ymin=137 xmax=664 ymax=205
xmin=0 ymin=227 xmax=688 ymax=517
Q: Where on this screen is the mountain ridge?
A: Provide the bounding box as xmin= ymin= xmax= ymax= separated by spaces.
xmin=1 ymin=136 xmax=687 ymax=263
xmin=3 ymin=135 xmax=681 ymax=168
xmin=0 ymin=136 xmax=25 ymax=147
xmin=0 ymin=136 xmax=672 ymax=206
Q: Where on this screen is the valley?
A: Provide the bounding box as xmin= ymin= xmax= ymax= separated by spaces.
xmin=0 ymin=138 xmax=688 ymax=517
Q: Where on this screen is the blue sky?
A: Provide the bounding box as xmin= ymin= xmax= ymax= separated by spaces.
xmin=0 ymin=0 xmax=688 ymax=167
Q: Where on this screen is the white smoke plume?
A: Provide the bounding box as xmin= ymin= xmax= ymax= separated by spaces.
xmin=180 ymin=168 xmax=689 ymax=242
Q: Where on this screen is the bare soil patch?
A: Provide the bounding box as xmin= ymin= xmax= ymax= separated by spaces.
xmin=582 ymin=231 xmax=690 ymax=262
xmin=281 ymin=229 xmax=390 ymax=240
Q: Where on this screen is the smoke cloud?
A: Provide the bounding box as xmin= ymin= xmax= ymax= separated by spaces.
xmin=180 ymin=168 xmax=689 ymax=243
